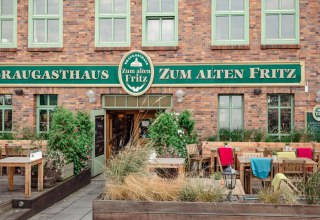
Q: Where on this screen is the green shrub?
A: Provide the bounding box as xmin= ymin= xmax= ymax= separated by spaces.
xmin=252 ymin=129 xmax=264 ymax=142
xmin=0 ymin=132 xmax=14 ymax=140
xmin=290 ymin=129 xmax=303 ymax=142
xmin=206 ymin=135 xmax=217 ymax=141
xmin=218 ymin=128 xmax=231 ymax=141
xmin=302 ymin=171 xmax=320 ymax=204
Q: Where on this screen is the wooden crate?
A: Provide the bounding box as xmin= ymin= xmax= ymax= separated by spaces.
xmin=57 ymin=162 xmax=74 ymax=182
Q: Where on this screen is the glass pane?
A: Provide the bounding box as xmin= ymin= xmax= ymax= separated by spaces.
xmin=280 ymin=95 xmax=291 ymax=107
xmin=219 ymin=109 xmax=229 ymax=128
xmin=231 ymin=109 xmax=242 ymax=129
xmin=2 ymin=20 xmax=13 ymax=43
xmin=105 ymin=96 xmax=115 ymax=107
xmin=148 ymin=0 xmax=160 ymax=12
xmin=280 ymin=109 xmax=291 ymax=133
xmin=48 ymin=20 xmax=59 ymax=42
xmin=115 ymin=0 xmax=126 ymax=13
xmin=268 ymin=109 xmax=278 ymax=133
xmin=282 ymin=0 xmax=295 ymax=9
xmin=34 ymin=20 xmax=45 ymax=42
xmin=34 ymin=0 xmax=45 ymax=14
xmin=4 ymin=95 xmax=12 ymax=105
xmin=266 ymin=0 xmax=278 ymax=10
xmin=40 ymin=95 xmax=48 ymax=105
xmin=232 ymin=96 xmax=242 ymax=107
xmin=114 ymin=19 xmax=126 ymax=42
xmin=162 ymin=19 xmax=174 ymax=41
xmin=48 ymin=0 xmax=59 ymax=14
xmin=127 ymin=96 xmax=137 ymax=107
xmin=0 ymin=110 xmax=2 ymax=131
xmin=100 ymin=19 xmax=112 ymax=42
xmin=49 ymin=95 xmax=58 ymax=105
xmin=4 ymin=109 xmax=12 ymax=130
xmin=231 ymin=16 xmax=244 ymax=39
xmin=266 ymin=15 xmax=279 ymax=39
xmin=268 ymin=95 xmax=278 ymax=107
xmin=40 ymin=110 xmax=48 ymax=132
xmin=2 ymin=0 xmax=13 ymax=15
xmin=216 ymin=16 xmax=229 ymax=40
xmin=138 ymin=96 xmax=148 ymax=107
xmin=147 ymin=19 xmax=160 ymax=41
xmin=281 ymin=15 xmax=294 ymax=38
xmin=231 ymin=0 xmax=243 ymax=10
xmin=216 ymin=0 xmax=228 ymax=10
xmin=116 ymin=96 xmax=126 ymax=106
xmin=0 ymin=95 xmax=3 ymax=105
xmin=160 ymin=96 xmax=171 ymax=107
xmin=219 ymin=96 xmax=229 ymax=107
xmin=149 ymin=96 xmax=160 ymax=107
xmin=100 ymin=0 xmax=112 ymax=13
xmin=162 ymin=0 xmax=174 ymax=12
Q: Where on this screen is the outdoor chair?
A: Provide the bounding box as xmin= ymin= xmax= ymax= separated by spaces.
xmin=296 ymin=148 xmax=313 ymax=160
xmin=216 ymin=147 xmax=235 ymax=172
xmin=0 ymin=147 xmax=2 ymax=176
xmin=186 ymin=144 xmax=210 ymax=176
xmin=248 ymin=158 xmax=273 ymax=194
xmin=277 ymin=151 xmax=296 ymax=159
xmin=281 ymin=159 xmax=306 ymax=187
xmin=4 ymin=144 xmax=24 ymax=175
xmin=271 ymin=173 xmax=301 ymax=195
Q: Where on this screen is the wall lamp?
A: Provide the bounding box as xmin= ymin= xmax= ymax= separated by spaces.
xmin=86 ymin=89 xmax=96 ymax=103
xmin=316 ymin=90 xmax=320 ymax=103
xmin=253 ymin=88 xmax=262 ymax=95
xmin=14 ymin=89 xmax=24 ymax=96
xmin=175 ymin=89 xmax=186 ymax=103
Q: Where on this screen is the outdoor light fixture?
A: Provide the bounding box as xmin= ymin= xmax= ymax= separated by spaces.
xmin=253 ymin=88 xmax=262 ymax=95
xmin=316 ymin=90 xmax=320 ymax=103
xmin=175 ymin=89 xmax=186 ymax=103
xmin=86 ymin=89 xmax=96 ymax=103
xmin=222 ymin=165 xmax=238 ymax=201
xmin=14 ymin=89 xmax=24 ymax=96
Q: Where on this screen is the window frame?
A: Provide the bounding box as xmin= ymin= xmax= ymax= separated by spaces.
xmin=28 ymin=0 xmax=63 ymax=48
xmin=95 ymin=0 xmax=130 ymax=47
xmin=211 ymin=0 xmax=249 ymax=46
xmin=261 ymin=0 xmax=299 ymax=45
xmin=142 ymin=0 xmax=178 ymax=47
xmin=218 ymin=95 xmax=244 ymax=130
xmin=0 ymin=0 xmax=17 ymax=48
xmin=267 ymin=94 xmax=294 ymax=139
xmin=0 ymin=94 xmax=13 ymax=133
xmin=36 ymin=94 xmax=58 ymax=134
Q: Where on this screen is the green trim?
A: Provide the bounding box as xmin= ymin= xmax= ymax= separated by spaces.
xmin=218 ymin=95 xmax=244 ymax=130
xmin=261 ymin=0 xmax=299 ymax=45
xmin=212 ymin=0 xmax=249 ymax=45
xmin=36 ymin=95 xmax=57 ymax=134
xmin=0 ymin=94 xmax=13 ymax=132
xmin=28 ymin=0 xmax=63 ymax=48
xmin=142 ymin=0 xmax=178 ymax=46
xmin=95 ymin=0 xmax=130 ymax=47
xmin=0 ymin=0 xmax=17 ymax=48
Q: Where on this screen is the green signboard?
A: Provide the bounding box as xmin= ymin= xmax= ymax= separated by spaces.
xmin=305 ymin=112 xmax=320 ymax=132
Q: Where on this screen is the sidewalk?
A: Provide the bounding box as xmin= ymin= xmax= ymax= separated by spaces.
xmin=29 ymin=174 xmax=104 ymax=220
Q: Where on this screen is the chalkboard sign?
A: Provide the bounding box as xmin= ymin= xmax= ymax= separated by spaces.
xmin=305 ymin=112 xmax=320 ymax=131
xmin=95 ymin=115 xmax=105 ymax=157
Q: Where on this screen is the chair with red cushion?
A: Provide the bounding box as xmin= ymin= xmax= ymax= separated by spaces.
xmin=296 ymin=148 xmax=313 ymax=160
xmin=217 ymin=147 xmax=234 ymax=172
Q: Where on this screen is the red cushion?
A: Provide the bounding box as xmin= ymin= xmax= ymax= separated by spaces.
xmin=297 ymin=148 xmax=313 ymax=160
xmin=218 ymin=147 xmax=234 ymax=166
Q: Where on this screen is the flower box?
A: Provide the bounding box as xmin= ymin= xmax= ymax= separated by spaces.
xmin=57 ymin=162 xmax=74 ymax=182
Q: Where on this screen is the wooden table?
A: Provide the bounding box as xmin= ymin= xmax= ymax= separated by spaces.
xmin=148 ymin=158 xmax=185 ymax=178
xmin=0 ymin=157 xmax=44 ymax=198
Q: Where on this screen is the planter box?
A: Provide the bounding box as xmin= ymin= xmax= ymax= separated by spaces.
xmin=93 ymin=198 xmax=320 ymax=220
xmin=57 ymin=162 xmax=74 ymax=182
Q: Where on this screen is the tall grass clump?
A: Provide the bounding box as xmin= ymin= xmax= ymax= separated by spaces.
xmin=258 ymin=186 xmax=298 ymax=205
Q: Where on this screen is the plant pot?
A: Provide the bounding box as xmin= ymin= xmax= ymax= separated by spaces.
xmin=44 ymin=169 xmax=57 ymax=188
xmin=57 ymin=162 xmax=74 ymax=182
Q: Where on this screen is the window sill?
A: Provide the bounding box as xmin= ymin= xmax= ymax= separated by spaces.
xmin=27 ymin=48 xmax=63 ymax=52
xmin=211 ymin=45 xmax=250 ymax=50
xmin=261 ymin=44 xmax=300 ymax=49
xmin=0 ymin=48 xmax=17 ymax=52
xmin=94 ymin=47 xmax=131 ymax=51
xmin=141 ymin=46 xmax=179 ymax=51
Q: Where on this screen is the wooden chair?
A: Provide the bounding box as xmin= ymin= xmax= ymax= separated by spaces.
xmin=281 ymin=159 xmax=306 ymax=187
xmin=248 ymin=158 xmax=273 ymax=194
xmin=242 ymin=152 xmax=264 ymax=158
xmin=0 ymin=147 xmax=2 ymax=176
xmin=216 ymin=147 xmax=235 ymax=172
xmin=5 ymin=145 xmax=23 ymax=157
xmin=186 ymin=144 xmax=210 ymax=176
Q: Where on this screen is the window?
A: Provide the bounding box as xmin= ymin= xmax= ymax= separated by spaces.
xmin=267 ymin=94 xmax=293 ymax=140
xmin=142 ymin=0 xmax=178 ymax=46
xmin=28 ymin=0 xmax=63 ymax=48
xmin=95 ymin=0 xmax=130 ymax=47
xmin=0 ymin=0 xmax=17 ymax=48
xmin=36 ymin=95 xmax=57 ymax=134
xmin=212 ymin=0 xmax=249 ymax=45
xmin=218 ymin=95 xmax=243 ymax=129
xmin=0 ymin=95 xmax=12 ymax=133
xmin=261 ymin=0 xmax=299 ymax=45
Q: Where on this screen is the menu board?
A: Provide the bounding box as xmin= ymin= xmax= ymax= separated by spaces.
xmin=95 ymin=115 xmax=105 ymax=157
xmin=305 ymin=112 xmax=320 ymax=131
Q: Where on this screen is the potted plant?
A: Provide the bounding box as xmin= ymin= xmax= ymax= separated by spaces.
xmin=42 ymin=150 xmax=66 ymax=187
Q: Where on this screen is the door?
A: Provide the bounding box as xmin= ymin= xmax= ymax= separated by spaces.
xmin=91 ymin=109 xmax=106 ymax=177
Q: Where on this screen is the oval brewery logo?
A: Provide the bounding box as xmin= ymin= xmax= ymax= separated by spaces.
xmin=118 ymin=50 xmax=154 ymax=96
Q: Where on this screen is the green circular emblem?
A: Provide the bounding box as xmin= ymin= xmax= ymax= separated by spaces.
xmin=118 ymin=50 xmax=154 ymax=96
xmin=313 ymin=105 xmax=320 ymax=121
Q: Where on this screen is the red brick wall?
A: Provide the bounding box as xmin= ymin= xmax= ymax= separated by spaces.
xmin=0 ymin=0 xmax=318 ymax=140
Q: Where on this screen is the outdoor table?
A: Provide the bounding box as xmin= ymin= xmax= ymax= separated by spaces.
xmin=148 ymin=158 xmax=185 ymax=178
xmin=0 ymin=157 xmax=44 ymax=198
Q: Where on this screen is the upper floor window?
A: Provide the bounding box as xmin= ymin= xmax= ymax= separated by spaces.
xmin=0 ymin=95 xmax=13 ymax=133
xmin=95 ymin=0 xmax=130 ymax=47
xmin=28 ymin=0 xmax=63 ymax=48
xmin=261 ymin=0 xmax=299 ymax=45
xmin=142 ymin=0 xmax=178 ymax=47
xmin=212 ymin=0 xmax=249 ymax=45
xmin=36 ymin=94 xmax=57 ymax=134
xmin=0 ymin=0 xmax=17 ymax=48
xmin=218 ymin=95 xmax=243 ymax=130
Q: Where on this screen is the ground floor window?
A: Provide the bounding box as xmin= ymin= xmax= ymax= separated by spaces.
xmin=0 ymin=95 xmax=13 ymax=135
xmin=218 ymin=95 xmax=243 ymax=130
xmin=36 ymin=94 xmax=58 ymax=135
xmin=267 ymin=94 xmax=293 ymax=140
